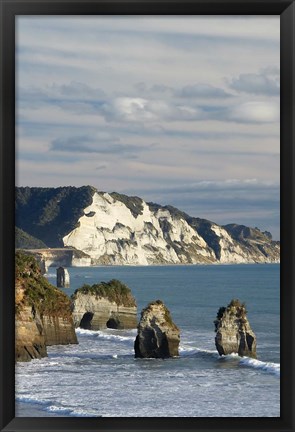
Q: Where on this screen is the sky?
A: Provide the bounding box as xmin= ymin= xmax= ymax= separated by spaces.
xmin=16 ymin=16 xmax=280 ymax=239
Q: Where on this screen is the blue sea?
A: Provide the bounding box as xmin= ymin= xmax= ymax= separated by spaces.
xmin=15 ymin=264 xmax=280 ymax=417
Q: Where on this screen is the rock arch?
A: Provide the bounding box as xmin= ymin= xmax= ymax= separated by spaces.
xmin=80 ymin=312 xmax=94 ymax=330
xmin=106 ymin=316 xmax=123 ymax=329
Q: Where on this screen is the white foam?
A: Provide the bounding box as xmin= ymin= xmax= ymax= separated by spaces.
xmin=76 ymin=328 xmax=136 ymax=343
xmin=47 ymin=405 xmax=98 ymax=417
xmin=179 ymin=345 xmax=218 ymax=358
xmin=239 ymin=357 xmax=280 ymax=376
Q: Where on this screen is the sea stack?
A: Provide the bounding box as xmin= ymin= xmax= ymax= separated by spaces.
xmin=71 ymin=279 xmax=137 ymax=330
xmin=134 ymin=300 xmax=180 ymax=359
xmin=214 ymin=299 xmax=257 ymax=358
xmin=56 ymin=266 xmax=70 ymax=288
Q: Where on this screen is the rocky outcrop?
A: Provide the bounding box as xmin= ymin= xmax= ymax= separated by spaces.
xmin=19 ymin=248 xmax=91 ymax=273
xmin=214 ymin=299 xmax=257 ymax=358
xmin=71 ymin=279 xmax=137 ymax=330
xmin=134 ymin=300 xmax=180 ymax=359
xmin=42 ymin=315 xmax=77 ymax=346
xmin=15 ymin=186 xmax=280 ymax=265
xmin=15 ymin=251 xmax=78 ymax=362
xmin=56 ymin=267 xmax=70 ymax=288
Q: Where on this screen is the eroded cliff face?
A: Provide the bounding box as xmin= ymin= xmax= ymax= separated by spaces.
xmin=62 ymin=191 xmax=279 ymax=265
xmin=15 ymin=304 xmax=47 ymax=362
xmin=71 ymin=279 xmax=137 ymax=330
xmin=16 ymin=186 xmax=280 ymax=265
xmin=134 ymin=300 xmax=180 ymax=359
xmin=15 ymin=252 xmax=78 ymax=362
xmin=214 ymin=299 xmax=257 ymax=358
xmin=63 ymin=192 xmax=212 ymax=265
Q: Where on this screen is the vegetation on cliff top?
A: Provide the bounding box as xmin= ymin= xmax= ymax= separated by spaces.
xmin=141 ymin=299 xmax=179 ymax=330
xmin=110 ymin=192 xmax=144 ymax=218
xmin=15 ymin=251 xmax=72 ymax=317
xmin=214 ymin=298 xmax=248 ymax=332
xmin=72 ymin=279 xmax=137 ymax=307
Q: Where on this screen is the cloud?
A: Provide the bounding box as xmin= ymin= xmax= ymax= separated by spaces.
xmin=50 ymin=133 xmax=118 ymax=153
xmin=142 ymin=178 xmax=279 ymax=195
xmin=175 ymin=84 xmax=232 ymax=99
xmin=135 ymin=82 xmax=232 ymax=100
xmin=104 ymin=98 xmax=279 ymax=124
xmin=226 ymin=101 xmax=279 ymax=123
xmin=95 ymin=163 xmax=108 ymax=170
xmin=57 ymin=82 xmax=105 ymax=99
xmin=50 ymin=134 xmax=152 ymax=157
xmin=101 ymin=97 xmax=205 ymax=123
xmin=229 ymin=67 xmax=280 ymax=96
xmin=19 ymin=80 xmax=279 ymax=126
xmin=19 ymin=82 xmax=106 ymax=113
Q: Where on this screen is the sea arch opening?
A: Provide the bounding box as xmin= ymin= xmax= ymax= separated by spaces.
xmin=80 ymin=312 xmax=94 ymax=330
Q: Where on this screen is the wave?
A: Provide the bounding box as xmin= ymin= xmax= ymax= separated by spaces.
xmin=179 ymin=346 xmax=280 ymax=376
xmin=239 ymin=357 xmax=280 ymax=376
xmin=179 ymin=345 xmax=219 ymax=359
xmin=46 ymin=405 xmax=100 ymax=417
xmin=16 ymin=396 xmax=100 ymax=417
xmin=76 ymin=328 xmax=136 ymax=343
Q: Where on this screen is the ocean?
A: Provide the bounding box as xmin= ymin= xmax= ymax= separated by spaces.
xmin=15 ymin=264 xmax=280 ymax=417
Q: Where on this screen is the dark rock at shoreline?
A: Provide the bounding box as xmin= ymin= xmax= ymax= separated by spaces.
xmin=134 ymin=300 xmax=180 ymax=359
xmin=214 ymin=299 xmax=257 ymax=358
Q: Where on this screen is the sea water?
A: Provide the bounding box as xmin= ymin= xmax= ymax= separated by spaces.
xmin=15 ymin=264 xmax=280 ymax=417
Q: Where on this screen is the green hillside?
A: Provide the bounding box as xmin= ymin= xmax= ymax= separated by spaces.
xmin=15 ymin=227 xmax=48 ymax=249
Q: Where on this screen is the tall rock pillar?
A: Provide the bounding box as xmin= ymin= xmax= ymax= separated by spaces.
xmin=56 ymin=266 xmax=70 ymax=288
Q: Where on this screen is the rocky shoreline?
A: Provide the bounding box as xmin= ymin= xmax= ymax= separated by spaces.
xmin=16 ymin=251 xmax=259 ymax=364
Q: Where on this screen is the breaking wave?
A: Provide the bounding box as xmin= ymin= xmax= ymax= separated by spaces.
xmin=239 ymin=357 xmax=280 ymax=376
xmin=76 ymin=327 xmax=137 ymax=343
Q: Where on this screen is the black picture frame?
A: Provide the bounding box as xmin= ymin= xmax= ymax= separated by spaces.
xmin=1 ymin=1 xmax=294 ymax=431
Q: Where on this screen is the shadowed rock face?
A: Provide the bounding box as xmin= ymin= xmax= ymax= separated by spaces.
xmin=134 ymin=300 xmax=180 ymax=359
xmin=15 ymin=305 xmax=47 ymax=362
xmin=214 ymin=299 xmax=257 ymax=358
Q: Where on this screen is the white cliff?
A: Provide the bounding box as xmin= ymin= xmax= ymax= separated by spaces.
xmin=16 ymin=186 xmax=280 ymax=266
xmin=63 ymin=192 xmax=215 ymax=265
xmin=62 ymin=191 xmax=279 ymax=265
